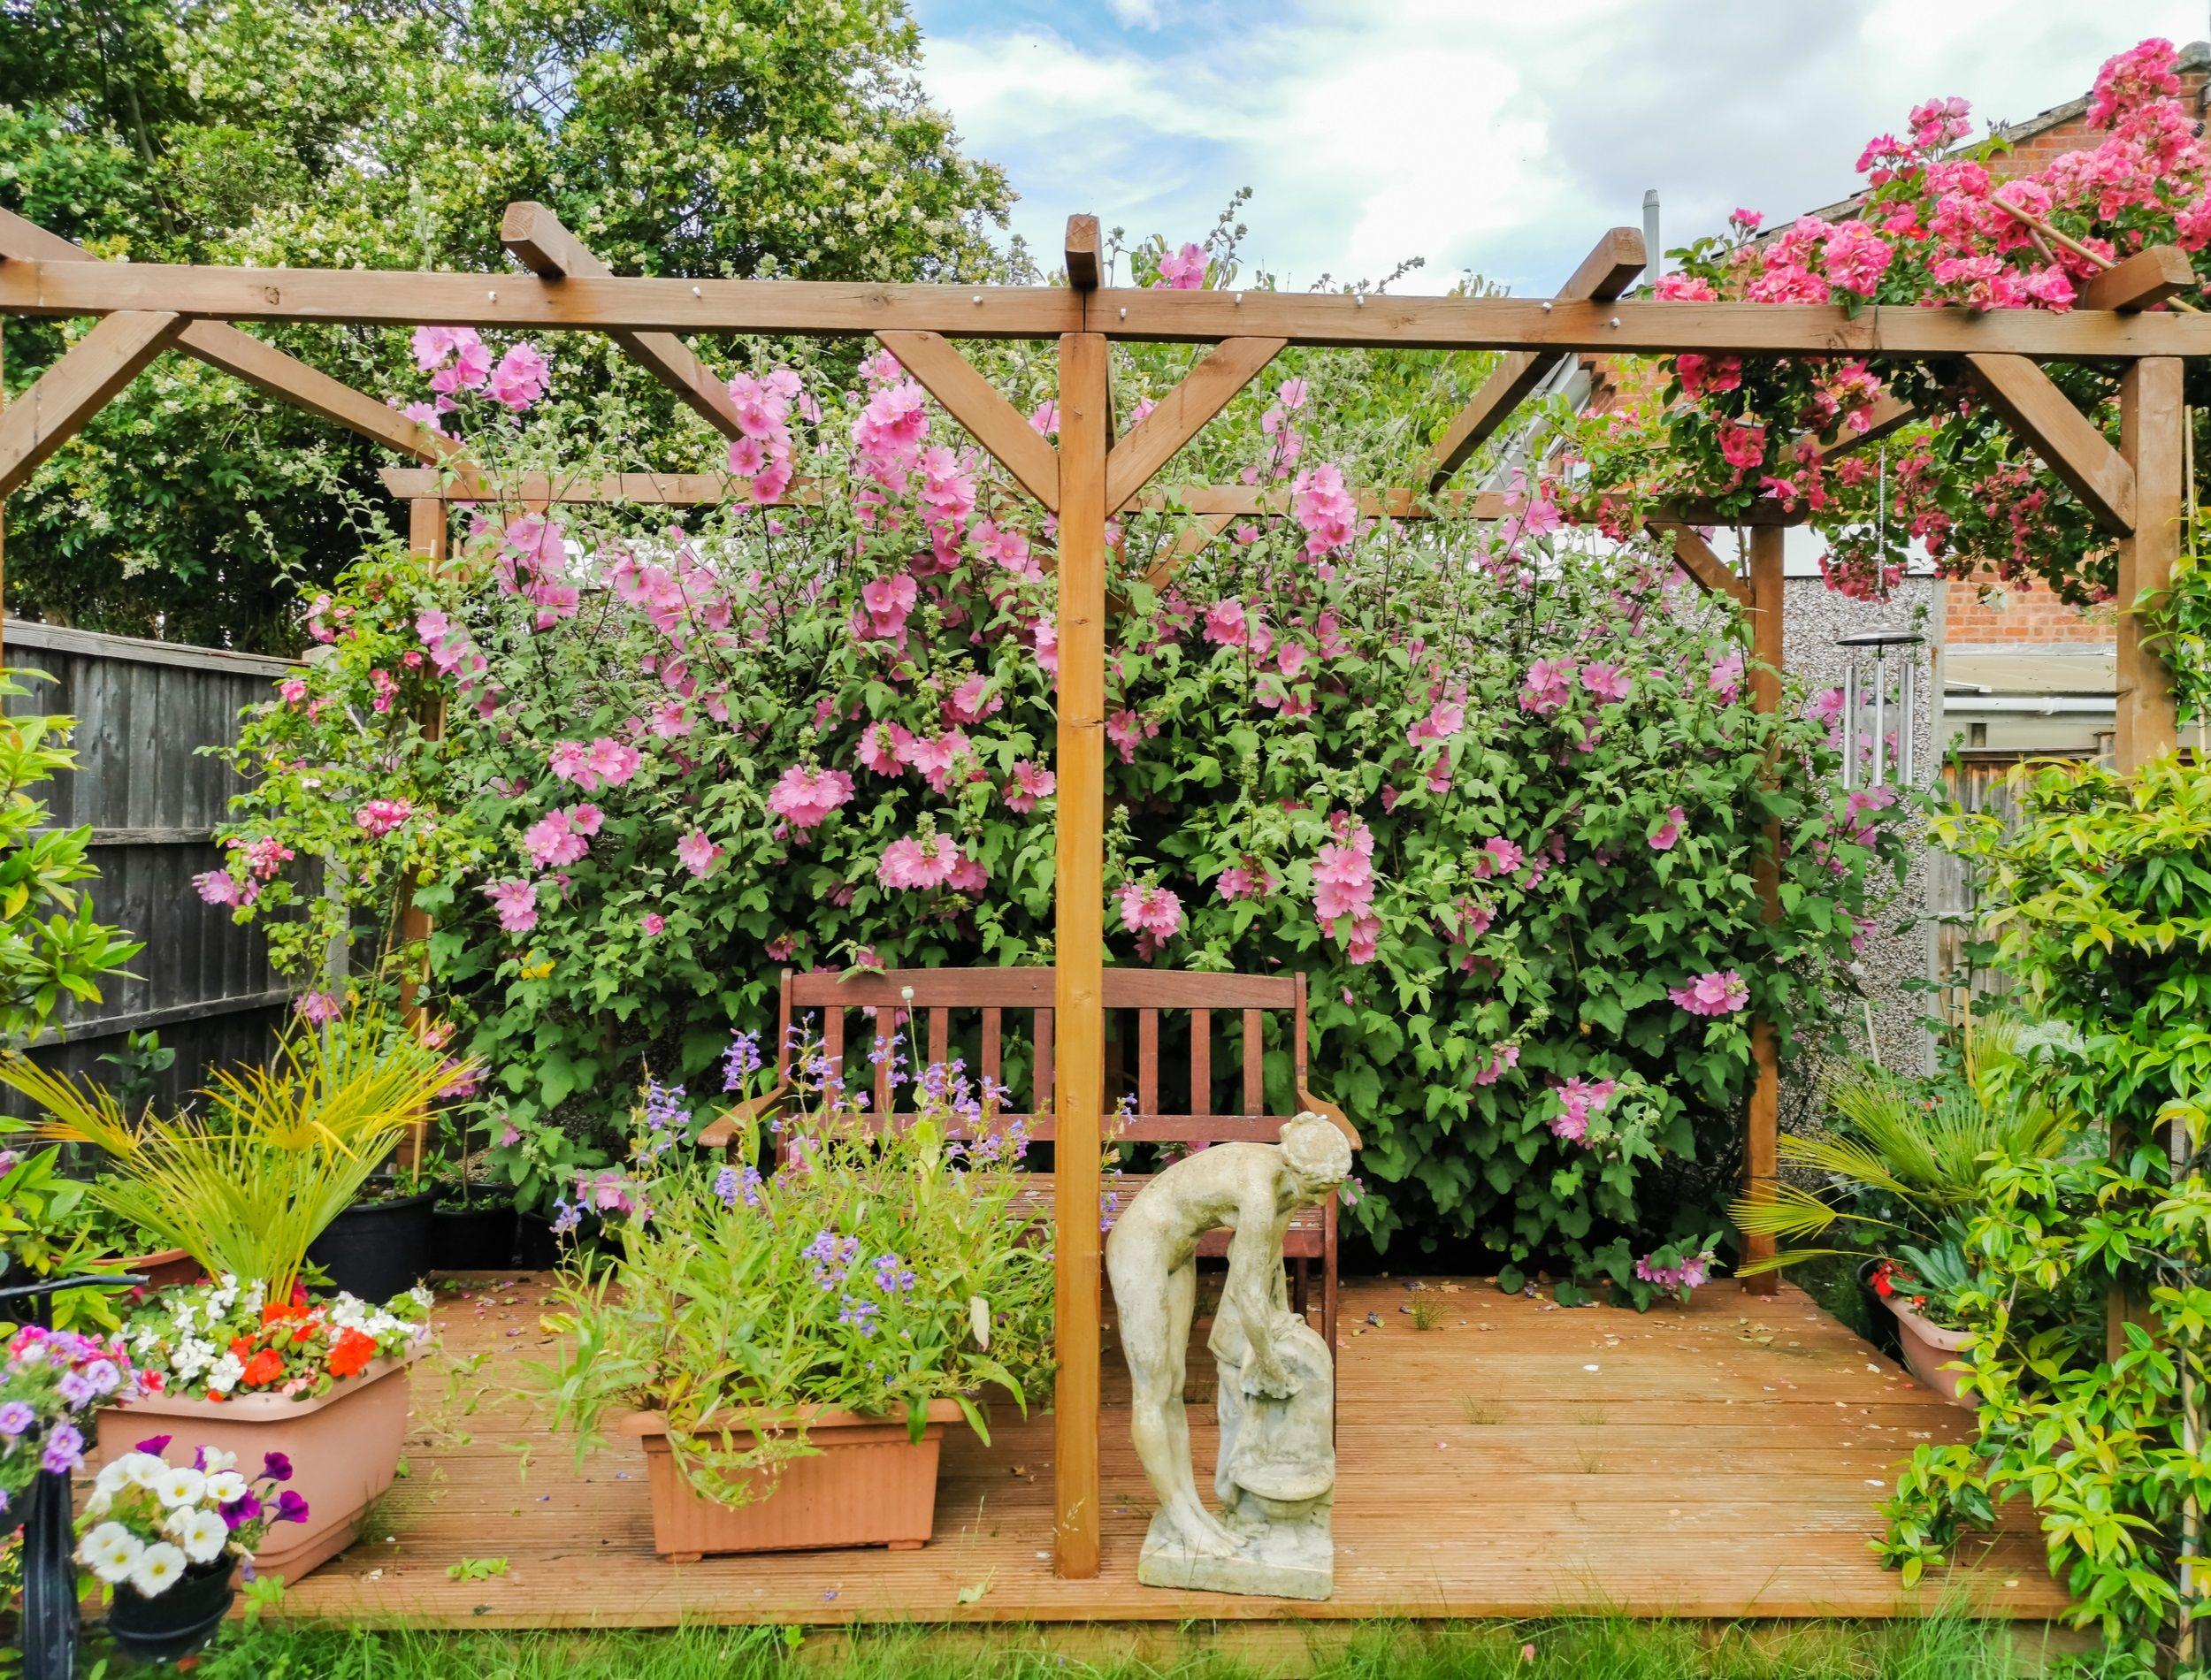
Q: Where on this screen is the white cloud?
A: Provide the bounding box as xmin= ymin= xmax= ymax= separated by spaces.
xmin=920 ymin=0 xmax=2207 ymax=291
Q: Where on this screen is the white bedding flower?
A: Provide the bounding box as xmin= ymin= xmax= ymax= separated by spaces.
xmin=129 ymin=1540 xmax=187 ymax=1598
xmin=203 ymin=1470 xmax=248 ymax=1503
xmin=154 ymin=1465 xmax=207 ymax=1508
xmin=79 ymin=1522 xmax=142 ymax=1585
xmin=119 ymin=1452 xmax=168 ymax=1491
xmin=174 ymin=1507 xmax=230 ymax=1565
xmin=204 ymin=1353 xmax=243 ymax=1395
xmin=201 ymin=1446 xmax=236 ymax=1473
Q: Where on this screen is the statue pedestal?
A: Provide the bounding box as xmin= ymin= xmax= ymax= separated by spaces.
xmin=1136 ymin=1503 xmax=1334 ymax=1602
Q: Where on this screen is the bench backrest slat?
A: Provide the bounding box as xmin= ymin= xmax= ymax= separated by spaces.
xmin=764 ymin=966 xmax=1307 ymax=1144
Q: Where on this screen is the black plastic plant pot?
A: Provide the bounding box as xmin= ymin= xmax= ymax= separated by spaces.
xmin=103 ymin=1558 xmax=237 ymax=1665
xmin=1857 ymin=1256 xmax=1904 ymax=1361
xmin=514 ymin=1208 xmax=600 ymax=1270
xmin=307 ymin=1189 xmax=436 ymax=1302
xmin=432 ymin=1201 xmax=519 ymax=1271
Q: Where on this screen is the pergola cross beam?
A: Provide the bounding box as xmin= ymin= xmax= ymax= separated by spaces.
xmin=0 ymin=310 xmax=187 ymax=497
xmin=0 ymin=210 xmax=455 ymax=466
xmin=500 ymin=202 xmax=746 ymax=440
xmin=1425 ymin=226 xmax=1646 ymax=492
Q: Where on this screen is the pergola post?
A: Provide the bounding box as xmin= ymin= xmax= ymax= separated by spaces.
xmin=396 ymin=494 xmax=449 ymax=1171
xmin=1051 ymin=330 xmax=1109 ymax=1579
xmin=2117 ymin=357 xmax=2184 ymax=767
xmin=1743 ymin=525 xmax=1786 ymax=1293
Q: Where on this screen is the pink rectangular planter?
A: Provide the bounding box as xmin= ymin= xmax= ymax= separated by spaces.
xmin=1885 ymin=1296 xmax=1975 ymax=1409
xmin=616 ymin=1400 xmax=960 ymax=1560
xmin=93 ymin=1349 xmax=421 ymax=1581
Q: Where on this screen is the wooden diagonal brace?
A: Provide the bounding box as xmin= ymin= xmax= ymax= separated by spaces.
xmin=1105 ymin=336 xmax=1285 ymax=515
xmin=876 ymin=330 xmax=1060 ymax=511
xmin=1647 ymin=520 xmax=1751 ymax=607
xmin=0 ymin=210 xmax=453 ymax=464
xmin=1964 ymin=353 xmax=2135 ymax=533
xmin=0 ymin=311 xmax=187 ymax=496
xmin=501 ymin=202 xmax=744 ymax=439
xmin=1426 ymin=226 xmax=1645 ymax=491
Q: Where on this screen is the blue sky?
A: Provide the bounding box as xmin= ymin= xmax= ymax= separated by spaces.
xmin=913 ymin=1 xmax=2208 ymax=292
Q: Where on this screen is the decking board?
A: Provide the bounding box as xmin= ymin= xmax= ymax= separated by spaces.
xmin=265 ymin=1275 xmax=2071 ymax=1628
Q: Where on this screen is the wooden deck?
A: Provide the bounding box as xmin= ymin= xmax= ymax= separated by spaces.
xmin=266 ymin=1272 xmax=2071 ymax=1628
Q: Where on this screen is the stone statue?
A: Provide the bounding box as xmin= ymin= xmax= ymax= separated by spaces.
xmin=1106 ymin=1113 xmax=1354 ymax=1600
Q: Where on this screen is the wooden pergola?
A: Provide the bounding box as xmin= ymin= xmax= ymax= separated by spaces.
xmin=0 ymin=203 xmax=2193 ymax=1581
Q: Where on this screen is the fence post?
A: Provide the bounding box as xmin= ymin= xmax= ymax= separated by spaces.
xmin=1743 ymin=524 xmax=1786 ymax=1294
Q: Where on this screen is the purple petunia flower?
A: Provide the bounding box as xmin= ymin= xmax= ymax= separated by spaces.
xmin=40 ymin=1422 xmax=82 ymax=1475
xmin=0 ymin=1401 xmax=36 ymax=1437
xmin=275 ymin=1489 xmax=310 ymax=1524
xmin=221 ymin=1492 xmax=264 ymax=1531
xmin=134 ymin=1432 xmax=173 ymax=1455
xmin=263 ymin=1450 xmax=294 ymax=1484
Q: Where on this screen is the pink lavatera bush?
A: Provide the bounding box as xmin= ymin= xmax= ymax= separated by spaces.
xmin=1562 ymin=36 xmax=2211 ymax=611
xmin=208 ymin=332 xmax=1909 ymax=1299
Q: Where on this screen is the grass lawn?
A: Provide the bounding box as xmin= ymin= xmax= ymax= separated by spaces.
xmin=139 ymin=1615 xmax=2108 ymax=1679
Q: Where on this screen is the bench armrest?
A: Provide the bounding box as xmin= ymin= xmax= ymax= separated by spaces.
xmin=1297 ymin=1082 xmax=1361 ymax=1150
xmin=695 ymin=1079 xmax=791 ymax=1149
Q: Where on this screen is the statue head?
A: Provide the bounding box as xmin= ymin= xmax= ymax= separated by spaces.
xmin=1278 ymin=1113 xmax=1353 ymax=1197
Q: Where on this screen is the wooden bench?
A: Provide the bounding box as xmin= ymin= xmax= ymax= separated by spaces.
xmin=700 ymin=966 xmax=1359 ymax=1355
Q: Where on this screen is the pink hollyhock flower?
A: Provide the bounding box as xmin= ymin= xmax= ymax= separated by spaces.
xmin=566 ymin=804 xmax=605 ymax=836
xmin=488 ymin=341 xmax=550 ymax=410
xmin=1649 ymin=805 xmax=1686 ymax=851
xmin=431 ymin=333 xmax=492 ymax=394
xmin=1203 ymin=599 xmax=1249 ymax=648
xmin=1408 ymin=698 xmax=1465 ymax=745
xmin=1004 ymin=760 xmax=1056 ymax=813
xmin=676 ymin=830 xmax=723 ymax=879
xmin=1106 ymin=709 xmax=1156 ymax=764
xmin=1473 ymin=836 xmax=1523 ymax=880
xmin=946 ymin=851 xmax=989 ymax=895
xmin=1277 ymin=641 xmax=1310 ymax=680
xmin=355 ymin=798 xmax=413 ymax=837
xmin=1154 ymin=242 xmax=1207 ymax=289
xmin=483 ymin=877 xmax=539 ymax=935
xmin=1290 ymin=463 xmax=1358 ymax=557
xmin=767 ymin=764 xmax=855 ymax=832
xmin=856 ymin=722 xmax=907 ymax=777
xmin=1472 ymin=1042 xmax=1519 ymax=1088
xmin=1580 ymin=663 xmax=1633 ymax=703
xmin=945 ymin=673 xmax=1002 ymax=726
xmin=411 ymin=325 xmax=467 ymax=371
xmin=1549 ymin=1076 xmax=1617 ymax=1145
xmin=876 ymin=834 xmax=959 ymax=890
xmin=640 ymin=913 xmax=665 ymax=937
xmin=1708 ymin=652 xmax=1744 ymax=703
xmin=523 ymin=813 xmax=589 ymax=869
xmin=1119 ymin=882 xmax=1183 ymax=940
xmin=1313 ymin=840 xmax=1375 ymax=921
xmin=548 ymin=739 xmax=598 ymax=789
xmin=1519 ymin=658 xmax=1575 ymax=715
xmin=1343 ymin=913 xmax=1381 ymax=966
xmin=1027 ymin=398 xmax=1059 ymax=437
xmin=1669 ymin=969 xmax=1749 ymax=1017
xmin=896 ymin=728 xmax=969 ymax=793
xmin=586 ymin=737 xmax=643 ymax=787
xmin=293 ymin=990 xmax=342 ymax=1025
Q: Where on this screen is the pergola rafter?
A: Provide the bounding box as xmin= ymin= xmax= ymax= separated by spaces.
xmin=0 ymin=203 xmax=2192 ymax=1587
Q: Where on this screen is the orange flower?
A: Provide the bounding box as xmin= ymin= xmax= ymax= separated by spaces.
xmin=329 ymin=1328 xmax=377 ymax=1378
xmin=241 ymin=1348 xmax=286 ymax=1388
xmin=229 ymin=1335 xmax=257 ymax=1360
xmin=263 ymin=1298 xmax=302 ymax=1327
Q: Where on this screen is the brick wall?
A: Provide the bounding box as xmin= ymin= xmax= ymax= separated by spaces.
xmin=1946 ymin=569 xmax=2114 ymax=646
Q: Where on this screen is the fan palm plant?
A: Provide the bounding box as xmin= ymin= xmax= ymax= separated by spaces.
xmin=1732 ymin=1014 xmax=2078 ymax=1275
xmin=4 ymin=1007 xmax=472 ymax=1297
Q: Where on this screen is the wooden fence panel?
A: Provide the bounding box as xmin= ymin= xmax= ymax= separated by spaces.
xmin=1 ymin=621 xmax=301 ymax=1111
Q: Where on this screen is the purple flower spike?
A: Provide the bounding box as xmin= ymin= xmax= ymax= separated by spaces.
xmin=275 ymin=1489 xmax=310 ymax=1524
xmin=263 ymin=1450 xmax=294 ymax=1483
xmin=134 ymin=1433 xmax=174 ymax=1456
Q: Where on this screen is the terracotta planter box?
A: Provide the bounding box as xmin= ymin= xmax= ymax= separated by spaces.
xmin=616 ymin=1400 xmax=960 ymax=1561
xmin=1885 ymin=1295 xmax=1974 ymax=1409
xmin=92 ymin=1349 xmax=422 ymax=1581
xmin=121 ymin=1249 xmax=203 ymax=1292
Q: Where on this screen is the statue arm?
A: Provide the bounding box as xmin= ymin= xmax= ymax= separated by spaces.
xmin=1225 ymin=1217 xmax=1295 ymax=1398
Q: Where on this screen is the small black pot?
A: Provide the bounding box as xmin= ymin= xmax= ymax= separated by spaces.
xmin=514 ymin=1208 xmax=602 ymax=1270
xmin=307 ymin=1190 xmax=436 ymax=1302
xmin=432 ymin=1201 xmax=519 ymax=1271
xmin=104 ymin=1557 xmax=236 ymax=1664
xmin=1857 ymin=1256 xmax=1903 ymax=1361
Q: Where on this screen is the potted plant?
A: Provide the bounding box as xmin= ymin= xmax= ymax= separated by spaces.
xmin=1870 ymin=1237 xmax=1976 ymax=1408
xmin=0 ymin=1317 xmax=154 ymax=1519
xmin=76 ymin=1438 xmax=308 ymax=1663
xmin=425 ymin=1110 xmax=519 ymax=1271
xmin=92 ymin=1031 xmax=201 ymax=1290
xmin=2 ymin=1004 xmax=470 ymax=1578
xmin=536 ymin=1044 xmax=1054 ymax=1559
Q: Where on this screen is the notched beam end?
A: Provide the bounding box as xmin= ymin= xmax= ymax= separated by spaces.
xmin=1064 ymin=214 xmax=1102 ymax=292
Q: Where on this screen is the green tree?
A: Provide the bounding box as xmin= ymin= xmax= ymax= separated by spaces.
xmin=0 ymin=0 xmax=1013 ymax=649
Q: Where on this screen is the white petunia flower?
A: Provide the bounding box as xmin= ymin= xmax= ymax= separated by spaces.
xmin=129 ymin=1540 xmax=187 ymax=1598
xmin=154 ymin=1466 xmax=207 ymax=1508
xmin=201 ymin=1447 xmax=236 ymax=1474
xmin=120 ymin=1452 xmax=168 ymax=1491
xmin=176 ymin=1508 xmax=230 ymax=1565
xmin=203 ymin=1470 xmax=248 ymax=1503
xmin=93 ymin=1458 xmax=135 ymax=1498
xmin=79 ymin=1522 xmax=143 ymax=1586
